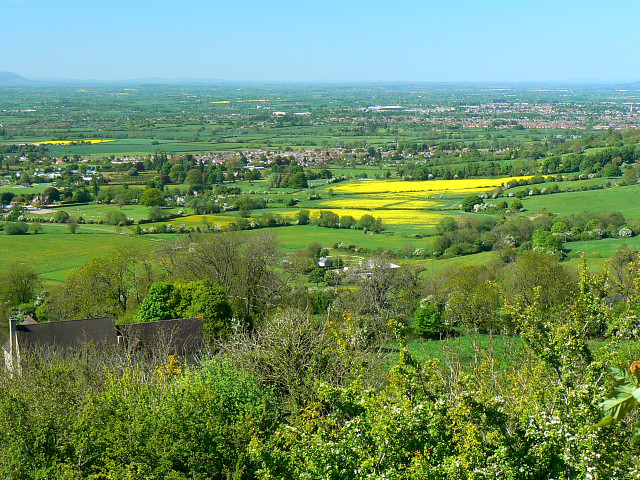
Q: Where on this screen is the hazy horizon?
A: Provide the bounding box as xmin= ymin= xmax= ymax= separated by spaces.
xmin=2 ymin=0 xmax=639 ymax=84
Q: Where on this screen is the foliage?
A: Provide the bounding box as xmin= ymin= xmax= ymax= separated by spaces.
xmin=140 ymin=187 xmax=165 ymax=207
xmin=135 ymin=280 xmax=233 ymax=338
xmin=595 ymin=363 xmax=640 ymax=439
xmin=44 ymin=247 xmax=155 ymax=321
xmin=0 ymin=263 xmax=42 ymax=307
xmin=413 ymin=299 xmax=446 ymax=338
xmin=4 ymin=221 xmax=28 ymax=235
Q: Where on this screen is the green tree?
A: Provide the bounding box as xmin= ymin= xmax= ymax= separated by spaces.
xmin=42 ymin=187 xmax=60 ymax=203
xmin=0 ymin=263 xmax=42 ymax=306
xmin=413 ymin=300 xmax=446 ymax=338
xmin=296 ymin=209 xmax=310 ymax=225
xmin=135 ymin=280 xmax=232 ymax=337
xmin=67 ymin=217 xmax=78 ymax=234
xmin=45 ymin=247 xmax=154 ymax=321
xmin=72 ymin=188 xmax=91 ymax=203
xmin=288 ymin=172 xmax=308 ymax=189
xmin=185 ymin=169 xmax=203 ymax=190
xmin=30 ymin=222 xmax=42 ymax=234
xmin=140 ymin=187 xmax=165 ymax=207
xmin=510 ymin=198 xmax=523 ymax=211
xmin=53 ymin=210 xmax=70 ymax=223
xmin=461 ymin=195 xmax=482 ymax=212
xmin=308 ymin=267 xmax=325 ymax=286
xmin=134 ymin=281 xmax=176 ymax=322
xmin=174 ymin=281 xmax=232 ymax=337
xmin=148 ymin=206 xmax=164 ymax=222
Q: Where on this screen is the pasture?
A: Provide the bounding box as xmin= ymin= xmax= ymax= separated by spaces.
xmin=0 ymin=229 xmax=160 ymax=285
xmin=519 ymin=184 xmax=640 ymax=222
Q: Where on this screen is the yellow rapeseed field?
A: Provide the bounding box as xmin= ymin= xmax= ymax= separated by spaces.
xmin=320 ymin=196 xmax=443 ymax=210
xmin=330 ymin=176 xmax=531 ymax=195
xmin=34 ymin=139 xmax=115 ymax=145
xmin=170 ymin=215 xmax=234 ymax=226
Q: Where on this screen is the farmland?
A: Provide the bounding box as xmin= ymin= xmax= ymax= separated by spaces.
xmin=4 ymin=82 xmax=640 ymax=478
xmin=2 ymin=81 xmax=640 ymax=281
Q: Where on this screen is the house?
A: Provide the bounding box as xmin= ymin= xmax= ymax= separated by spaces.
xmin=4 ymin=316 xmax=204 ymax=370
xmin=318 ymin=257 xmax=333 ymax=268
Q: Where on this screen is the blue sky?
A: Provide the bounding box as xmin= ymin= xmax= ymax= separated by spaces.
xmin=2 ymin=0 xmax=639 ymax=83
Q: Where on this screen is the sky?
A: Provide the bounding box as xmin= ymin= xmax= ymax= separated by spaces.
xmin=1 ymin=0 xmax=639 ymax=83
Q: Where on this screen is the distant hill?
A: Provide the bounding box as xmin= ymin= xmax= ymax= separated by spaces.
xmin=616 ymin=80 xmax=640 ymax=91
xmin=0 ymin=72 xmax=28 ymax=86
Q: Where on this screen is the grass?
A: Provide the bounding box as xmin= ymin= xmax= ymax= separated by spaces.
xmin=520 ymin=184 xmax=640 ymax=222
xmin=404 ymin=334 xmax=523 ymax=366
xmin=0 ymin=228 xmax=161 ymax=285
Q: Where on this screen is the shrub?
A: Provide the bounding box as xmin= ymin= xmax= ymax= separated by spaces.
xmin=4 ymin=221 xmax=29 ymax=235
xmin=53 ymin=210 xmax=70 ymax=223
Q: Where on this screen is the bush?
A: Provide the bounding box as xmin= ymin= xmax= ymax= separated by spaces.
xmin=53 ymin=210 xmax=70 ymax=223
xmin=4 ymin=221 xmax=29 ymax=235
xmin=413 ymin=300 xmax=446 ymax=338
xmin=105 ymin=211 xmax=128 ymax=226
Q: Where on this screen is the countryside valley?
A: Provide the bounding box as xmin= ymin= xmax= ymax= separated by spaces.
xmin=2 ymin=81 xmax=640 ymax=477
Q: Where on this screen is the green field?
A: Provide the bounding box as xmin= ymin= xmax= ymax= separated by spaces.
xmin=519 ymin=183 xmax=640 ymax=221
xmin=0 ymin=229 xmax=161 ymax=284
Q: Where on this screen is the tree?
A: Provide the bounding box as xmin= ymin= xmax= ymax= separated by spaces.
xmin=53 ymin=210 xmax=70 ymax=223
xmin=502 ymin=250 xmax=576 ymax=309
xmin=308 ymin=267 xmax=325 ymax=286
xmin=156 ymin=231 xmax=283 ymax=327
xmin=140 ymin=188 xmax=165 ymax=207
xmin=296 ymin=209 xmax=310 ymax=225
xmin=441 ymin=265 xmax=502 ymax=333
xmin=0 ymin=191 xmax=14 ymax=206
xmin=44 ymin=247 xmax=155 ymax=321
xmin=339 ymin=215 xmax=356 ymax=229
xmin=67 ymin=217 xmax=78 ymax=234
xmin=72 ymin=188 xmax=92 ymax=203
xmin=604 ymin=164 xmax=622 ymax=178
xmin=148 ymin=206 xmax=164 ymax=222
xmin=288 ymin=172 xmax=308 ymax=189
xmin=0 ymin=263 xmax=41 ymax=306
xmin=174 ymin=281 xmax=232 ymax=337
xmin=292 ymin=249 xmax=316 ymax=274
xmin=42 ymin=187 xmax=60 ymax=204
xmin=105 ymin=211 xmax=128 ymax=226
xmin=30 ymin=222 xmax=42 ymax=235
xmin=413 ymin=300 xmax=446 ymax=338
xmin=185 ymin=169 xmax=203 ymax=190
xmin=462 ymin=195 xmax=482 ymax=212
xmin=133 ymin=281 xmax=176 ymax=322
xmin=135 ymin=280 xmax=232 ymax=337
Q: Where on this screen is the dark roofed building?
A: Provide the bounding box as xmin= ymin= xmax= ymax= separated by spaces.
xmin=5 ymin=316 xmax=117 ymax=355
xmin=4 ymin=316 xmax=204 ymax=370
xmin=118 ymin=317 xmax=203 ymax=356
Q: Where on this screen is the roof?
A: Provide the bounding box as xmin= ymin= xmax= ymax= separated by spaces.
xmin=13 ymin=316 xmax=117 ymax=351
xmin=4 ymin=316 xmax=204 ymax=357
xmin=118 ymin=317 xmax=203 ymax=355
